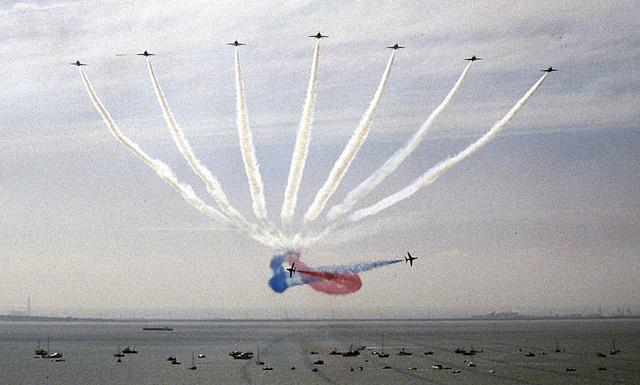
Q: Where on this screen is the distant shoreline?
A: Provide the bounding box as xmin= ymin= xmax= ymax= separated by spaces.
xmin=1 ymin=314 xmax=639 ymax=323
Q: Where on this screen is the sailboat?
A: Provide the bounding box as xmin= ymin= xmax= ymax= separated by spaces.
xmin=188 ymin=352 xmax=197 ymax=370
xmin=378 ymin=331 xmax=389 ymax=358
xmin=554 ymin=337 xmax=561 ymax=353
xmin=35 ymin=337 xmax=47 ymax=357
xmin=342 ymin=344 xmax=360 ymax=357
xmin=122 ymin=346 xmax=137 ymax=354
xmin=255 ymin=346 xmax=264 ymax=366
xmin=610 ymin=339 xmax=620 ymax=355
xmin=114 ymin=347 xmax=125 ymax=358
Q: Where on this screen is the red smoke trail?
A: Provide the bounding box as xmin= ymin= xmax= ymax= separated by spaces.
xmin=286 ymin=252 xmax=362 ymax=295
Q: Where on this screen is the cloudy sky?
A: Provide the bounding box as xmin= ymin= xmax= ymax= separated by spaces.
xmin=1 ymin=0 xmax=638 ymax=319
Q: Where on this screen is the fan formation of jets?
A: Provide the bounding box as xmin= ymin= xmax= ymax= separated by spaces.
xmin=70 ymin=32 xmax=557 ymax=75
xmin=71 ymin=32 xmax=557 ymax=281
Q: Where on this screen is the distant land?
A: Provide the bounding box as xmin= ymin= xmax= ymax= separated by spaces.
xmin=1 ymin=313 xmax=639 ymax=323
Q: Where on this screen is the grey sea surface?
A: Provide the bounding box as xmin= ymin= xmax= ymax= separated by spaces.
xmin=0 ymin=319 xmax=638 ymax=384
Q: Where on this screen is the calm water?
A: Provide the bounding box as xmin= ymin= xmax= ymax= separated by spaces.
xmin=0 ymin=319 xmax=638 ymax=384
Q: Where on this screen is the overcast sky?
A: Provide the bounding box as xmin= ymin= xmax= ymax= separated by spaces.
xmin=0 ymin=0 xmax=638 ymax=319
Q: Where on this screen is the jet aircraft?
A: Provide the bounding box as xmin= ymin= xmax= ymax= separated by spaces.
xmin=309 ymin=32 xmax=328 ymax=39
xmin=464 ymin=55 xmax=482 ymax=61
xmin=386 ymin=44 xmax=405 ymax=50
xmin=70 ymin=60 xmax=87 ymax=66
xmin=286 ymin=263 xmax=296 ymax=278
xmin=227 ymin=40 xmax=246 ymax=46
xmin=405 ymin=252 xmax=417 ymax=267
xmin=115 ymin=50 xmax=155 ymax=57
xmin=541 ymin=66 xmax=558 ymax=72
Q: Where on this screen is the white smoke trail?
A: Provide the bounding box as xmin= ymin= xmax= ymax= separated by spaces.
xmin=234 ymin=47 xmax=269 ymax=222
xmin=146 ymin=59 xmax=261 ymax=235
xmin=280 ymin=39 xmax=321 ymax=225
xmin=350 ymin=73 xmax=549 ymax=223
xmin=303 ymin=51 xmax=397 ymax=224
xmin=296 ymin=221 xmax=343 ymax=248
xmin=79 ymin=68 xmax=279 ymax=247
xmin=327 ymin=61 xmax=473 ymax=221
xmin=80 ymin=68 xmax=230 ymax=226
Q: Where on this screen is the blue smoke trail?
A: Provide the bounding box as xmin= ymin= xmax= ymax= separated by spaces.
xmin=311 ymin=259 xmax=402 ymax=274
xmin=268 ymin=252 xmax=309 ymax=293
xmin=269 ymin=253 xmax=294 ymax=293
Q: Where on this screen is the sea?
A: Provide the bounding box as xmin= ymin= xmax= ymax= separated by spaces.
xmin=1 ymin=319 xmax=638 ymax=384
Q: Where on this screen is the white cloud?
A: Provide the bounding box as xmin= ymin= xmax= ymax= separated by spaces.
xmin=0 ymin=1 xmax=73 ymax=14
xmin=1 ymin=0 xmax=639 ymax=316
